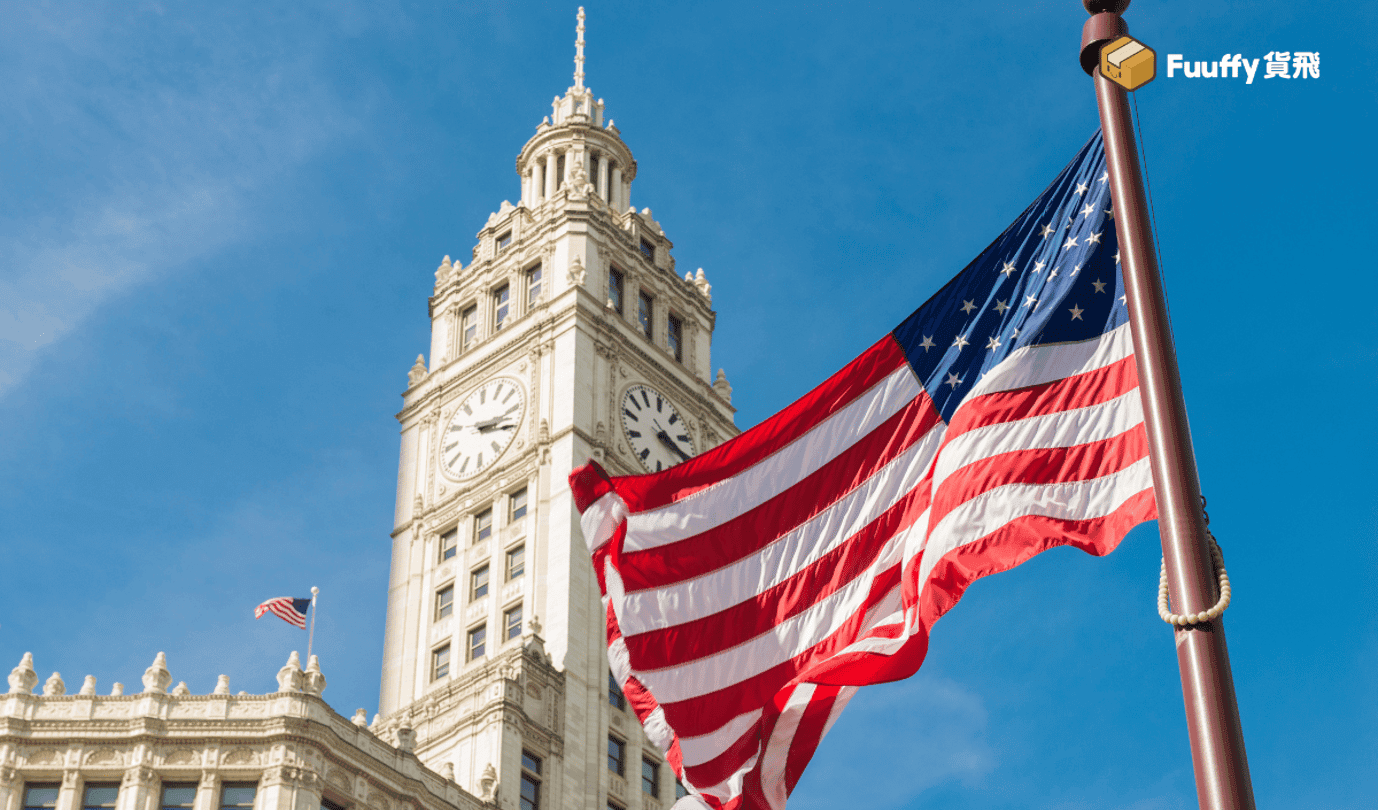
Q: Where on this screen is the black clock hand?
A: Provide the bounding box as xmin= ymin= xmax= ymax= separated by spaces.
xmin=656 ymin=430 xmax=691 ymax=462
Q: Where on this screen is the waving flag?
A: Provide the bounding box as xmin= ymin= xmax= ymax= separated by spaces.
xmin=570 ymin=132 xmax=1157 ymax=810
xmin=254 ymin=596 xmax=312 ymax=629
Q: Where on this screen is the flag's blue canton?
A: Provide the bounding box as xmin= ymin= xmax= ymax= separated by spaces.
xmin=291 ymin=598 xmax=312 ymax=614
xmin=892 ymin=131 xmax=1127 ymax=421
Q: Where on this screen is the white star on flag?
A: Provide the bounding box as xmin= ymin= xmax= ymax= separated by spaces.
xmin=952 ymin=334 xmax=969 ymax=350
xmin=993 ymin=300 xmax=1009 ymax=314
xmin=1063 ymin=236 xmax=1079 ymax=250
xmin=1075 ymin=182 xmax=1089 ymax=194
xmin=1093 ymin=279 xmax=1107 ymax=293
xmin=944 ymin=372 xmax=963 ymax=389
xmin=960 ymin=299 xmax=977 ymax=314
xmin=985 ymin=335 xmax=1001 ymax=350
xmin=1086 ymin=231 xmax=1102 ymax=244
xmin=1039 ymin=224 xmax=1055 ymax=238
xmin=918 ymin=335 xmax=935 ymax=351
xmin=1069 ymin=304 xmax=1084 ymax=321
xmin=1000 ymin=261 xmax=1017 ymax=277
xmin=1081 ymin=203 xmax=1097 ymax=217
xmin=1023 ymin=294 xmax=1038 ymax=308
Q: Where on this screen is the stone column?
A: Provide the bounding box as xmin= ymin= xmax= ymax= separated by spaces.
xmin=257 ymin=767 xmax=322 ymax=810
xmin=610 ymin=166 xmax=622 ymax=212
xmin=192 ymin=773 xmax=218 ymax=810
xmin=117 ymin=767 xmax=159 ymax=810
xmin=0 ymin=764 xmax=19 ymax=810
xmin=543 ymin=153 xmax=556 ymax=200
xmin=598 ymin=157 xmax=610 ymax=200
xmin=56 ymin=771 xmax=80 ymax=810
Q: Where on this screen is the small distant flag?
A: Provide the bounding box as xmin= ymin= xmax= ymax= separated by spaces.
xmin=254 ymin=596 xmax=312 ymax=629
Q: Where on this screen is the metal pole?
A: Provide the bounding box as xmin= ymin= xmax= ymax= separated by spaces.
xmin=307 ymin=586 xmax=319 ymax=661
xmin=1079 ymin=3 xmax=1255 ymax=809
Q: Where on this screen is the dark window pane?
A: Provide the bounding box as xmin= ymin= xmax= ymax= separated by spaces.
xmin=161 ymin=785 xmax=198 ymax=810
xmin=24 ymin=787 xmax=60 ymax=810
xmin=220 ymin=785 xmax=256 ymax=810
xmin=608 ymin=672 xmax=625 ymax=710
xmin=607 ymin=736 xmax=625 ymax=775
xmin=433 ymin=644 xmax=451 ymax=679
xmin=476 ymin=509 xmax=493 ymax=543
xmin=675 ymin=781 xmax=689 ymax=800
xmin=468 ymin=625 xmax=486 ymax=660
xmin=609 ymin=270 xmax=624 ymax=314
xmin=510 ymin=488 xmax=528 ymax=521
xmin=83 ymin=786 xmax=120 ymax=810
xmin=638 ymin=293 xmax=653 ymax=339
xmin=667 ymin=315 xmax=682 ymax=361
xmin=520 ymin=774 xmax=540 ymax=810
xmin=640 ymin=239 xmax=654 ymax=259
xmin=472 ymin=565 xmax=489 ymax=600
xmin=440 ymin=529 xmax=458 ymax=561
xmin=522 ymin=751 xmax=542 ymax=775
xmin=507 ymin=545 xmax=525 ymax=581
xmin=642 ymin=759 xmax=659 ymax=797
xmin=505 ymin=604 xmax=523 ymax=640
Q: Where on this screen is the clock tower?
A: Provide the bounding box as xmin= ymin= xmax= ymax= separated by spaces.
xmin=375 ymin=9 xmax=738 ymax=810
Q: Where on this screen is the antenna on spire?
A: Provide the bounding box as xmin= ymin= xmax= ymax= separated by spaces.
xmin=573 ymin=6 xmax=586 ymax=90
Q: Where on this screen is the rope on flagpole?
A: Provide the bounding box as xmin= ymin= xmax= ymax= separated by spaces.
xmin=307 ymin=587 xmax=319 ymax=660
xmin=1158 ymin=498 xmax=1232 ymax=626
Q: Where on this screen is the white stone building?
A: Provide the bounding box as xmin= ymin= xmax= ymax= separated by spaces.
xmin=2 ymin=10 xmax=735 ymax=810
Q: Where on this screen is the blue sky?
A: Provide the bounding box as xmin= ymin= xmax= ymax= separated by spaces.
xmin=1 ymin=2 xmax=1373 ymax=809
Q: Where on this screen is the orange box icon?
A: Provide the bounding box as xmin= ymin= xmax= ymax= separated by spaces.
xmin=1101 ymin=36 xmax=1156 ymax=91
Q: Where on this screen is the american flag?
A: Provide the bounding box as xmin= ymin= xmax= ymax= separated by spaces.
xmin=254 ymin=596 xmax=312 ymax=629
xmin=570 ymin=132 xmax=1156 ymax=810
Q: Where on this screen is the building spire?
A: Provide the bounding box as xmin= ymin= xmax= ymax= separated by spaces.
xmin=573 ymin=7 xmax=586 ymax=91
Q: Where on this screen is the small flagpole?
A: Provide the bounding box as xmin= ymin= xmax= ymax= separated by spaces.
xmin=307 ymin=586 xmax=319 ymax=661
xmin=1079 ymin=3 xmax=1255 ymax=810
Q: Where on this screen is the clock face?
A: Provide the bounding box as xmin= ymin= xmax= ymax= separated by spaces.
xmin=441 ymin=377 xmax=526 ymax=480
xmin=621 ymin=384 xmax=696 ymax=473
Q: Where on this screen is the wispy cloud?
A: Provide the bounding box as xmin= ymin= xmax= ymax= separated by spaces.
xmin=0 ymin=3 xmax=365 ymax=395
xmin=789 ymin=674 xmax=996 ymax=810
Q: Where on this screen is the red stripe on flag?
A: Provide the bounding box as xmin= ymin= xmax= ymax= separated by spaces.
xmin=606 ymin=336 xmax=910 ymax=513
xmin=618 ymin=394 xmax=939 ymax=591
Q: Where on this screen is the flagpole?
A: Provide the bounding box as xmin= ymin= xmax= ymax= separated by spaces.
xmin=1079 ymin=3 xmax=1255 ymax=809
xmin=307 ymin=586 xmax=319 ymax=661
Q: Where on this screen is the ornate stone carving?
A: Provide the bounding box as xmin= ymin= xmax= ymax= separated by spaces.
xmin=8 ymin=652 xmax=37 ymax=694
xmin=78 ymin=675 xmax=97 ymax=695
xmin=408 ymin=355 xmax=428 ymax=387
xmin=110 ymin=682 xmax=125 ymax=696
xmin=567 ymin=254 xmax=586 ymax=287
xmin=142 ymin=652 xmax=172 ymax=694
xmin=395 ymin=727 xmax=416 ymax=753
xmin=171 ymin=682 xmax=191 ymax=696
xmin=276 ymin=651 xmax=304 ymax=693
xmin=213 ymin=675 xmax=231 ymax=695
xmin=694 ymin=268 xmax=712 ymax=302
xmin=223 ymin=749 xmax=257 ymax=766
xmin=478 ymin=763 xmax=497 ymax=801
xmin=42 ymin=672 xmax=65 ymax=696
xmin=351 ymin=709 xmax=369 ymax=728
xmin=122 ymin=766 xmax=156 ymax=787
xmin=304 ymin=656 xmax=327 ymax=696
xmin=713 ymin=369 xmax=733 ymax=404
xmin=165 ymin=749 xmax=199 ymax=766
xmin=85 ymin=749 xmax=123 ymax=766
xmin=27 ymin=749 xmax=62 ymax=766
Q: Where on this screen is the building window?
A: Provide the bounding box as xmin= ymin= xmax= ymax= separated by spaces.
xmin=504 ymin=603 xmax=523 ymax=640
xmin=521 ymin=752 xmax=542 ymax=810
xmin=667 ymin=314 xmax=683 ymax=362
xmin=675 ymin=781 xmax=689 ymax=800
xmin=638 ymin=292 xmax=653 ymax=339
xmin=527 ymin=265 xmax=543 ymax=308
xmin=497 ymin=231 xmax=513 ymax=251
xmin=439 ymin=529 xmax=458 ymax=561
xmin=435 ymin=585 xmax=455 ymax=620
xmin=506 ymin=544 xmax=525 ymax=581
xmin=471 ymin=564 xmax=490 ymax=601
xmin=607 ymin=736 xmax=626 ymax=776
xmin=510 ymin=487 xmax=528 ymax=522
xmin=432 ymin=644 xmax=451 ymax=679
xmin=468 ymin=624 xmax=487 ymax=661
xmin=608 ymin=803 xmax=625 ymax=810
xmin=83 ymin=785 xmax=119 ymax=810
xmin=590 ymin=154 xmax=601 ymax=195
xmin=639 ymin=238 xmax=655 ymax=260
xmin=461 ymin=305 xmax=477 ymax=351
xmin=24 ymin=786 xmax=59 ymax=810
xmin=608 ymin=268 xmax=624 ymax=314
xmin=161 ymin=786 xmax=197 ymax=810
xmin=642 ymin=759 xmax=660 ymax=798
xmin=322 ymin=801 xmax=347 ymax=810
xmin=475 ymin=508 xmax=493 ymax=544
xmin=608 ymin=671 xmax=625 ymax=710
xmin=556 ymin=154 xmax=566 ymax=189
xmin=219 ymin=785 xmax=256 ymax=810
xmin=493 ymin=285 xmax=511 ymax=331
